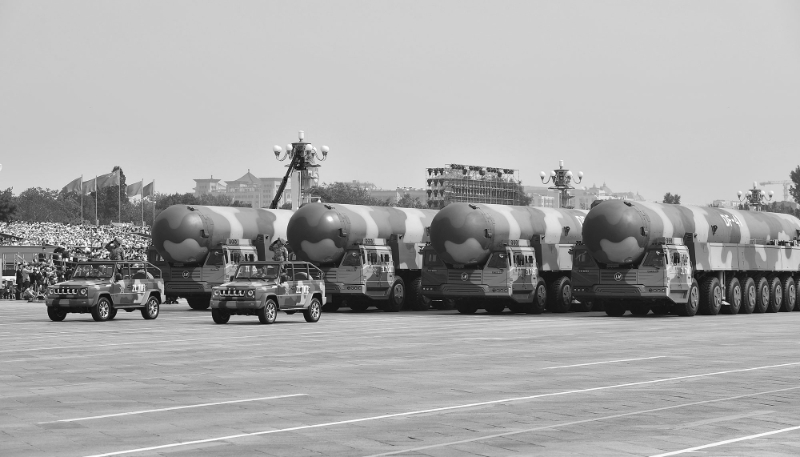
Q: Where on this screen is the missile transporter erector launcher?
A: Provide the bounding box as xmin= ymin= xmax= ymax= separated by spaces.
xmin=152 ymin=205 xmax=293 ymax=309
xmin=287 ymin=203 xmax=437 ymax=312
xmin=422 ymin=203 xmax=588 ymax=314
xmin=572 ymin=200 xmax=800 ymax=316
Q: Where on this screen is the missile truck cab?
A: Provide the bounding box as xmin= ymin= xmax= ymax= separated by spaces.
xmin=422 ymin=240 xmax=547 ymax=315
xmin=167 ymin=237 xmax=270 ymax=310
xmin=572 ymin=237 xmax=698 ymax=316
xmin=322 ymin=238 xmax=419 ymax=313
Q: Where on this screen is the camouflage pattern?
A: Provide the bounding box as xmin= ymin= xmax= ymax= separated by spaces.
xmin=211 ymin=261 xmax=326 ymax=314
xmin=287 ymin=203 xmax=437 ymax=264
xmin=583 ymin=200 xmax=800 ymax=265
xmin=153 ymin=205 xmax=294 ymax=264
xmin=429 ymin=203 xmax=587 ymax=266
xmin=46 ymin=261 xmax=164 ymax=309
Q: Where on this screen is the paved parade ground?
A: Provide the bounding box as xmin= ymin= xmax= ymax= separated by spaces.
xmin=2 ymin=301 xmax=800 ymax=456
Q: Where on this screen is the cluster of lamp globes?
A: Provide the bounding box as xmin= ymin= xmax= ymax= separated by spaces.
xmin=271 ymin=131 xmax=329 ymax=162
xmin=737 ymin=181 xmax=774 ymax=203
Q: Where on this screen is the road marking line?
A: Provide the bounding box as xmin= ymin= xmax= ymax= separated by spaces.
xmin=649 ymin=425 xmax=800 ymax=456
xmin=41 ymin=394 xmax=306 ymax=423
xmin=365 ymin=386 xmax=800 ymax=456
xmin=541 ymin=356 xmax=667 ymax=369
xmin=83 ymin=360 xmax=800 ymax=457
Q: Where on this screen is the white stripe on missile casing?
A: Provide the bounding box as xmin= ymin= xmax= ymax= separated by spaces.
xmin=484 ymin=204 xmax=521 ymax=240
xmin=205 ymin=206 xmax=245 ymax=240
xmin=687 ymin=205 xmax=711 ymax=243
xmin=395 ymin=207 xmax=429 ymax=243
xmin=44 ymin=394 xmax=306 ymax=423
xmin=268 ymin=209 xmax=293 ymax=240
xmin=538 ymin=207 xmax=571 ymax=244
xmin=637 ymin=202 xmax=674 ymax=238
xmin=342 ymin=204 xmax=380 ymax=239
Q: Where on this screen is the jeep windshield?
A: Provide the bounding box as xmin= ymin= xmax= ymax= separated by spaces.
xmin=235 ymin=264 xmax=279 ymax=280
xmin=72 ymin=263 xmax=115 ymax=279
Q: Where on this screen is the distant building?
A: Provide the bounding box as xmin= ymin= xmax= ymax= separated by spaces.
xmin=370 ymin=187 xmax=428 ymax=205
xmin=426 ymin=164 xmax=526 ymax=208
xmin=524 ymin=182 xmax=645 ymax=209
xmin=193 ymin=170 xmax=291 ymax=208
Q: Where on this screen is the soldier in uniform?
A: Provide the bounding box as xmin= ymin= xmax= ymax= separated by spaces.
xmin=271 ymin=238 xmax=289 ymax=262
xmin=105 ymin=237 xmax=125 ymax=260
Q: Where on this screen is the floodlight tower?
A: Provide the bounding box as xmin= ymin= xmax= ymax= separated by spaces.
xmin=271 ymin=131 xmax=329 ymax=210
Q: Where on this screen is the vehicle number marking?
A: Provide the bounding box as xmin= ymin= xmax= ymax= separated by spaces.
xmin=132 ymin=284 xmax=146 ymax=293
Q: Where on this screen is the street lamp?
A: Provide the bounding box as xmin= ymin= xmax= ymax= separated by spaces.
xmin=271 ymin=131 xmax=329 ymax=210
xmin=737 ymin=181 xmax=773 ymax=211
xmin=540 ymin=160 xmax=583 ymax=209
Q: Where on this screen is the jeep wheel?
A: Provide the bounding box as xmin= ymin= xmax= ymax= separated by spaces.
xmin=91 ymin=297 xmax=112 ymax=322
xmin=47 ymin=307 xmax=67 ymax=322
xmin=304 ymin=297 xmax=322 ymax=323
xmin=258 ymin=299 xmax=277 ymax=324
xmin=108 ymin=306 xmax=118 ymax=320
xmin=211 ymin=308 xmax=230 ymax=324
xmin=141 ymin=296 xmax=160 ymax=320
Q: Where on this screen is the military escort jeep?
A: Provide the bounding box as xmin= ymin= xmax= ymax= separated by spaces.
xmin=210 ymin=261 xmax=325 ymax=324
xmin=45 ymin=261 xmax=164 ymax=322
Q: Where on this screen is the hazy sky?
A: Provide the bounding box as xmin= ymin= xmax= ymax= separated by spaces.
xmin=1 ymin=1 xmax=798 ymax=204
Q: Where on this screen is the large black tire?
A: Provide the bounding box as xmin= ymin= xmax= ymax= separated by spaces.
xmin=304 ymin=297 xmax=322 ymax=322
xmin=409 ymin=277 xmax=431 ymax=311
xmin=739 ymin=276 xmax=756 ymax=314
xmin=766 ymin=276 xmax=782 ymax=313
xmin=47 ymin=306 xmax=67 ymax=322
xmin=349 ymin=299 xmax=370 ymax=312
xmin=508 ymin=303 xmax=524 ymax=313
xmin=108 ymin=306 xmax=118 ymax=320
xmin=780 ymin=276 xmax=796 ymax=312
xmin=572 ymin=300 xmax=594 ymax=312
xmin=91 ymin=297 xmax=112 ymax=322
xmin=485 ymin=302 xmax=505 ymax=314
xmin=322 ymin=296 xmax=341 ymax=312
xmin=258 ymin=298 xmax=278 ymax=324
xmin=383 ymin=278 xmax=405 ymax=312
xmin=721 ymin=277 xmax=741 ymax=315
xmin=211 ymin=308 xmax=230 ymax=324
xmin=629 ymin=304 xmax=650 ymax=316
xmin=434 ymin=298 xmax=456 ymax=310
xmin=524 ymin=278 xmax=547 ymax=314
xmin=547 ymin=277 xmax=572 ymax=313
xmin=673 ymin=279 xmax=699 ymax=316
xmin=456 ymin=299 xmax=478 ymax=314
xmin=795 ymin=275 xmax=800 ymax=311
xmin=604 ymin=301 xmax=626 ymax=317
xmin=753 ymin=275 xmax=770 ymax=313
xmin=187 ymin=297 xmax=210 ymax=310
xmin=141 ymin=296 xmax=160 ymax=320
xmin=699 ymin=277 xmax=722 ymax=315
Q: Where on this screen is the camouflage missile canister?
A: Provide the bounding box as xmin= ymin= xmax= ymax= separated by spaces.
xmin=287 ymin=203 xmax=437 ymax=264
xmin=153 ymin=205 xmax=294 ymax=263
xmin=583 ymin=200 xmax=800 ymax=265
xmin=429 ymin=203 xmax=588 ymax=265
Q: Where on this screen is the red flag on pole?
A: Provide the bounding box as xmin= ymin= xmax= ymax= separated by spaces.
xmin=142 ymin=181 xmax=155 ymax=198
xmin=126 ymin=181 xmax=143 ymax=198
xmin=62 ymin=177 xmax=82 ymax=193
xmin=96 ymin=170 xmax=120 ymax=189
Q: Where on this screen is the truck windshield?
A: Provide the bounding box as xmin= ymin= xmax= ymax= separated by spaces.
xmin=205 ymin=250 xmax=224 ymax=266
xmin=72 ymin=263 xmax=115 ymax=279
xmin=641 ymin=250 xmax=665 ymax=268
xmin=486 ymin=253 xmax=508 ymax=269
xmin=341 ymin=250 xmax=362 ymax=267
xmin=235 ymin=264 xmax=279 ymax=280
xmin=573 ymin=248 xmax=596 ymax=268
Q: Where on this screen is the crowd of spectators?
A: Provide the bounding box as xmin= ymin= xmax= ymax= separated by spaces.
xmin=0 ymin=222 xmax=151 ymax=261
